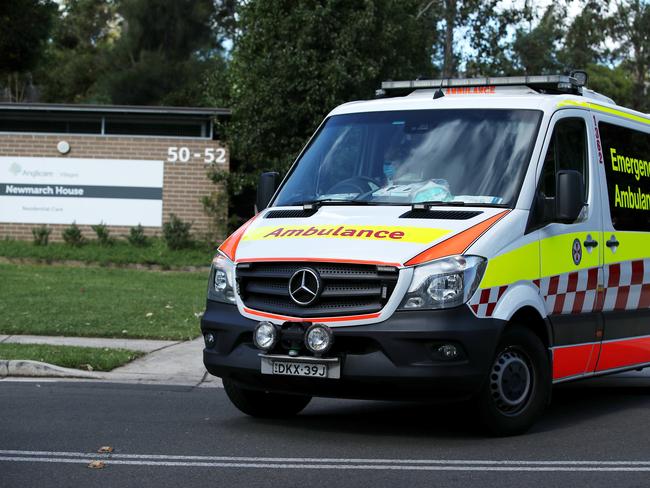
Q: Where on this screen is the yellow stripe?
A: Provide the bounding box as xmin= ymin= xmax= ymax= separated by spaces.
xmin=242 ymin=225 xmax=451 ymax=244
xmin=604 ymin=231 xmax=650 ymax=264
xmin=480 ymin=241 xmax=539 ymax=288
xmin=557 ymin=100 xmax=650 ymax=126
xmin=540 ymin=232 xmax=600 ymax=277
xmin=480 ymin=232 xmax=603 ymax=288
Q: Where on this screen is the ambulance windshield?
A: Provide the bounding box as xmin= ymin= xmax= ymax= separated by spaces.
xmin=274 ymin=109 xmax=542 ymax=208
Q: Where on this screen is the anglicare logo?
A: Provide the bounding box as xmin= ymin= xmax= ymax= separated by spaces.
xmin=9 ymin=162 xmax=22 ymax=176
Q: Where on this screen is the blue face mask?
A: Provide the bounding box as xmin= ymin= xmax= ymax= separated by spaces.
xmin=383 ymin=161 xmax=395 ymax=178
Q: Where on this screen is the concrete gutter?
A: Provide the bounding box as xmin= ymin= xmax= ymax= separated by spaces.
xmin=0 ymin=359 xmax=101 ymax=379
xmin=0 ymin=337 xmax=222 ymax=387
xmin=0 ymin=335 xmax=178 ymax=352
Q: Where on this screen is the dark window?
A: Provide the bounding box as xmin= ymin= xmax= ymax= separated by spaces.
xmin=0 ymin=115 xmax=101 ymax=134
xmin=536 ymin=117 xmax=588 ymax=225
xmin=600 ymin=122 xmax=650 ymax=232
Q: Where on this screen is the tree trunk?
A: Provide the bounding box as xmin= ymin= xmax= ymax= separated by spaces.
xmin=443 ymin=0 xmax=457 ymax=77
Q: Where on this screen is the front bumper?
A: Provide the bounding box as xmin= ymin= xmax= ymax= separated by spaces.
xmin=201 ymin=302 xmax=506 ymax=401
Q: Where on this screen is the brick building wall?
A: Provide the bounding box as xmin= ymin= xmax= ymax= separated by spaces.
xmin=0 ymin=133 xmax=228 ymax=242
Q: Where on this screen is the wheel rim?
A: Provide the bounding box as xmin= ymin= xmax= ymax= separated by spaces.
xmin=489 ymin=348 xmax=533 ymax=415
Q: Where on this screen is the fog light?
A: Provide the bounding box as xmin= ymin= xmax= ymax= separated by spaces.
xmin=305 ymin=324 xmax=333 ymax=356
xmin=438 ymin=344 xmax=459 ymax=359
xmin=204 ymin=332 xmax=216 ymax=348
xmin=253 ymin=322 xmax=277 ymax=352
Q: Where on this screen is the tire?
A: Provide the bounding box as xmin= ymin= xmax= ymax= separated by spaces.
xmin=223 ymin=379 xmax=312 ymax=418
xmin=476 ymin=326 xmax=551 ymax=436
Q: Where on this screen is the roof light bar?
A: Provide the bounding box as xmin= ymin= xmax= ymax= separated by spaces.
xmin=381 ymin=75 xmax=580 ymax=91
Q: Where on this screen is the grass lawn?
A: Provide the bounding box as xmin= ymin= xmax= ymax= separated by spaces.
xmin=0 ymin=263 xmax=208 ymax=340
xmin=0 ymin=343 xmax=143 ymax=371
xmin=0 ymin=237 xmax=216 ymax=269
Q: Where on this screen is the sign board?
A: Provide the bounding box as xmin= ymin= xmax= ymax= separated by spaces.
xmin=0 ymin=157 xmax=164 ymax=226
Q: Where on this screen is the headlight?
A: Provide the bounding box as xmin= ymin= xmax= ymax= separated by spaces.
xmin=253 ymin=322 xmax=278 ymax=351
xmin=207 ymin=253 xmax=236 ymax=304
xmin=399 ymin=255 xmax=486 ymax=310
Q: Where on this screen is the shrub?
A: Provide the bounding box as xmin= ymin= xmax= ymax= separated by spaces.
xmin=91 ymin=222 xmax=114 ymax=246
xmin=62 ymin=222 xmax=85 ymax=247
xmin=127 ymin=224 xmax=149 ymax=247
xmin=162 ymin=214 xmax=193 ymax=250
xmin=32 ymin=226 xmax=52 ymax=246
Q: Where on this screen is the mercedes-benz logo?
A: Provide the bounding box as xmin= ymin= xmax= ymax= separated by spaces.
xmin=288 ymin=268 xmax=322 ymax=306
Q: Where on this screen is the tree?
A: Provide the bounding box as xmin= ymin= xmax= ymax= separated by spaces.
xmin=97 ymin=0 xmax=222 ymax=105
xmin=512 ymin=4 xmax=567 ymax=75
xmin=559 ymin=0 xmax=609 ymax=70
xmin=37 ymin=0 xmax=119 ymax=103
xmin=223 ymin=0 xmax=438 ymax=225
xmin=0 ymin=0 xmax=57 ymax=101
xmin=609 ymin=0 xmax=650 ymax=112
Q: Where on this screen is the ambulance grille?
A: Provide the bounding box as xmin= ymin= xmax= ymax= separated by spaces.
xmin=236 ymin=262 xmax=399 ymax=318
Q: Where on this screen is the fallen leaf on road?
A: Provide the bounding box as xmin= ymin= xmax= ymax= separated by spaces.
xmin=88 ymin=460 xmax=106 ymax=469
xmin=97 ymin=446 xmax=113 ymax=453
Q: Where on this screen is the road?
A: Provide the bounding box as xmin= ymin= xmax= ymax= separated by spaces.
xmin=2 ymin=377 xmax=650 ymax=487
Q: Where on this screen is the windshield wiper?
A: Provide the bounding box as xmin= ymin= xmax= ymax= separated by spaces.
xmin=412 ymin=201 xmax=509 ymax=210
xmin=297 ymin=199 xmax=377 ymax=209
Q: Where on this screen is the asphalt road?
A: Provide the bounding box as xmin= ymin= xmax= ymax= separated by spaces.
xmin=3 ymin=377 xmax=650 ymax=488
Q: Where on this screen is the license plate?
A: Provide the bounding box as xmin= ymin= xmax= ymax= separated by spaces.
xmin=273 ymin=361 xmax=327 ymax=378
xmin=260 ymin=355 xmax=341 ymax=379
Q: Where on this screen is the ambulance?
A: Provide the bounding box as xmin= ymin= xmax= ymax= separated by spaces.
xmin=201 ymin=73 xmax=650 ymax=435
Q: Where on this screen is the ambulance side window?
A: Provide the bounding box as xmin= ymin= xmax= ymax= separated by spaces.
xmin=537 ymin=117 xmax=588 ymax=225
xmin=599 ymin=122 xmax=650 ymax=231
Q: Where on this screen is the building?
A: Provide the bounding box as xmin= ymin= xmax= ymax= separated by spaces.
xmin=0 ymin=103 xmax=230 ymax=242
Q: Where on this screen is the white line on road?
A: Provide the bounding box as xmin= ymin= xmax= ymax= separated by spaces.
xmin=3 ymin=450 xmax=650 ymax=471
xmin=5 ymin=456 xmax=650 ymax=472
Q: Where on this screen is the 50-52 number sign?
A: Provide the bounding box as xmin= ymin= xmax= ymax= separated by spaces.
xmin=167 ymin=147 xmax=226 ymax=164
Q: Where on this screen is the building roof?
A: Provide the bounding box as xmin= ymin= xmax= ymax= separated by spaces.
xmin=0 ymin=102 xmax=230 ymax=117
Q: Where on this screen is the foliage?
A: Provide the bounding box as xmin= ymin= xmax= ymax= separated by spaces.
xmin=36 ymin=0 xmax=119 ymax=103
xmin=228 ymin=0 xmax=437 ymax=177
xmin=31 ymin=226 xmax=51 ymax=246
xmin=0 ymin=0 xmax=58 ymax=101
xmin=0 ymin=263 xmax=206 ymax=339
xmin=91 ymin=222 xmax=114 ymax=246
xmin=127 ymin=224 xmax=149 ymax=247
xmin=62 ymin=222 xmax=85 ymax=247
xmin=0 ymin=343 xmax=143 ymax=371
xmin=162 ymin=214 xmax=193 ymax=250
xmin=0 ymin=237 xmax=213 ymax=269
xmin=608 ymin=0 xmax=650 ymax=112
xmin=512 ymin=5 xmax=567 ymax=75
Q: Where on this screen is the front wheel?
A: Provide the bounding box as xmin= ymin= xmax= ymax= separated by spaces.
xmin=223 ymin=379 xmax=312 ymax=418
xmin=476 ymin=326 xmax=551 ymax=436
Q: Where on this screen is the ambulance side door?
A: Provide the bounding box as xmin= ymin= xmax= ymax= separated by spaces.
xmin=532 ymin=110 xmax=604 ymax=381
xmin=595 ymin=116 xmax=650 ymax=373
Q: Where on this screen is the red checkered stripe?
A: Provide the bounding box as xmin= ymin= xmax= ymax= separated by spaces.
xmin=468 ymin=285 xmax=508 ymax=317
xmin=535 ymin=267 xmax=602 ymax=315
xmin=602 ymin=259 xmax=650 ymax=312
xmin=468 ymin=258 xmax=650 ymax=318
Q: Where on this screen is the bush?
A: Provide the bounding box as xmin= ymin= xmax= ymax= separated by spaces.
xmin=91 ymin=222 xmax=114 ymax=246
xmin=32 ymin=226 xmax=51 ymax=246
xmin=127 ymin=224 xmax=149 ymax=247
xmin=62 ymin=222 xmax=85 ymax=247
xmin=162 ymin=214 xmax=193 ymax=250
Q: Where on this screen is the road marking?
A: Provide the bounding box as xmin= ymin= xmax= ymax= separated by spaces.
xmin=3 ymin=450 xmax=650 ymax=471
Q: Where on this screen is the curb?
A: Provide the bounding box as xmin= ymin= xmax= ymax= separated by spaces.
xmin=0 ymin=359 xmax=101 ymax=379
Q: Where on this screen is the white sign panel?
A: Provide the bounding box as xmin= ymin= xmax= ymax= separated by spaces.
xmin=0 ymin=157 xmax=164 ymax=226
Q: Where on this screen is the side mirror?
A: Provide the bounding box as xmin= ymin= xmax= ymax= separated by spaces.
xmin=556 ymin=170 xmax=585 ymax=223
xmin=256 ymin=172 xmax=280 ymax=212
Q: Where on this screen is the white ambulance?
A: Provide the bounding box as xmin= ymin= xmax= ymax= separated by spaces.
xmin=202 ymin=74 xmax=650 ymax=435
